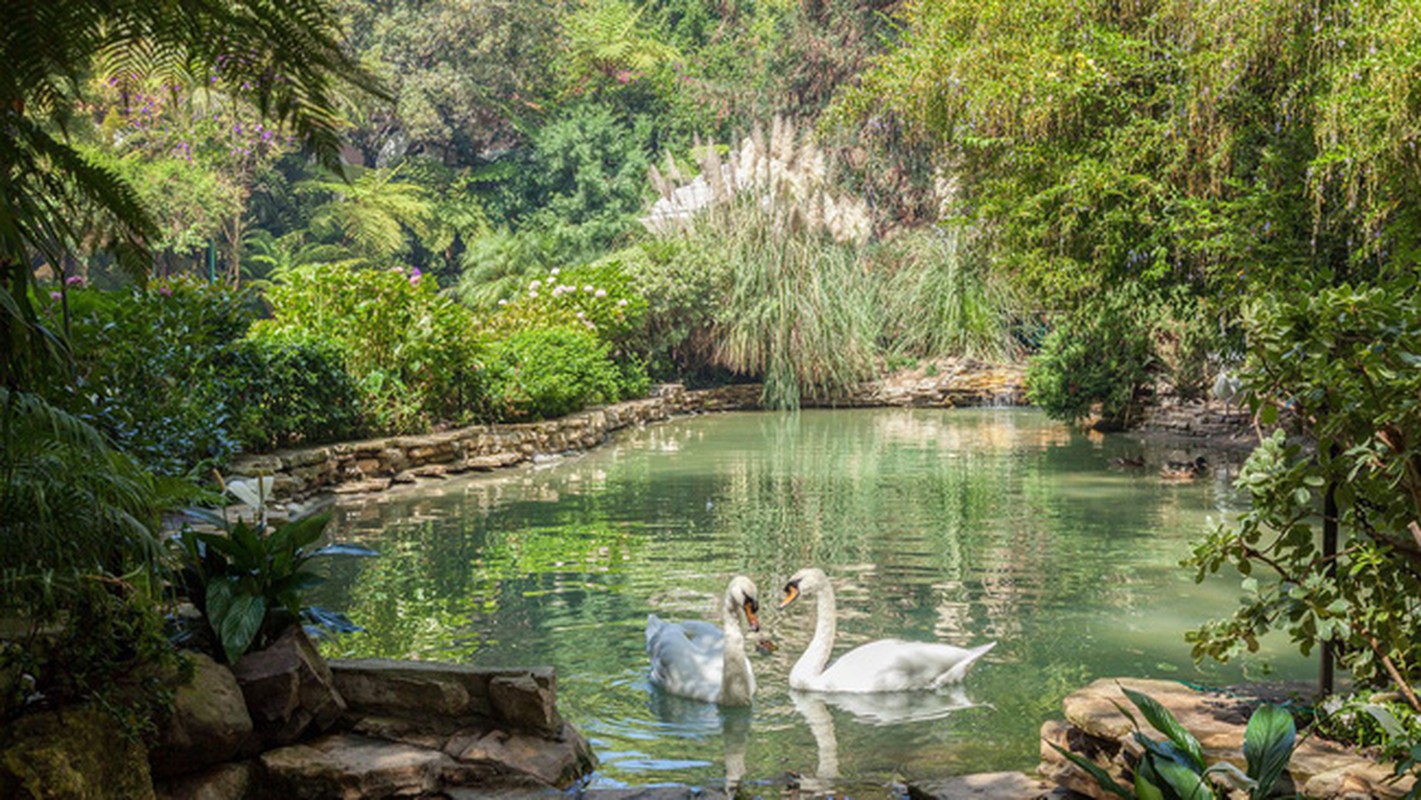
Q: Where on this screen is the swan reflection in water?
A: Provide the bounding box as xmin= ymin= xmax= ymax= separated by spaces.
xmin=645 ymin=688 xmax=753 ymax=794
xmin=789 ymin=687 xmax=983 ymax=794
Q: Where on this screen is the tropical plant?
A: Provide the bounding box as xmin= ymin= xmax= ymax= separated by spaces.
xmin=301 ymin=165 xmax=434 ymax=264
xmin=1051 ymin=686 xmax=1297 ymax=800
xmin=0 ymin=388 xmax=165 ymax=620
xmin=171 ymin=511 xmax=374 ymax=664
xmin=559 ymin=0 xmax=680 ymax=93
xmin=1 ymin=0 xmax=383 ymax=386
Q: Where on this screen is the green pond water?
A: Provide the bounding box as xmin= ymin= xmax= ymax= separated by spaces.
xmin=313 ymin=408 xmax=1313 ymax=791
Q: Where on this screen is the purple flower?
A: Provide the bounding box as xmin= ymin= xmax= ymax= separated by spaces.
xmin=49 ymin=291 xmax=62 ymax=301
xmin=65 ymin=275 xmax=84 ymax=286
xmin=158 ymin=286 xmax=173 ymax=298
xmin=408 ymin=267 xmax=422 ymax=285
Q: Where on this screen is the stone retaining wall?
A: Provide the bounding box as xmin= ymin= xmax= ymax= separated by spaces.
xmin=229 ymin=360 xmax=1028 ymax=501
xmin=1134 ymin=396 xmax=1255 ymax=442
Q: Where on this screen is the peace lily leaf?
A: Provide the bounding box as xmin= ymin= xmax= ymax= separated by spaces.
xmin=1244 ymin=704 xmax=1296 ymax=799
xmin=220 ymin=594 xmax=266 ymax=665
xmin=1124 ymin=687 xmax=1206 ymax=771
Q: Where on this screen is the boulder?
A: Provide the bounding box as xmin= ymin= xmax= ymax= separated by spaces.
xmin=260 ymin=734 xmax=453 ymax=800
xmin=0 ymin=706 xmax=156 ymax=800
xmin=489 ymin=673 xmax=561 ymax=736
xmin=150 ymin=653 xmax=253 ymax=778
xmin=233 ymin=626 xmax=346 ymax=747
xmin=328 ymin=659 xmax=558 ymax=730
xmin=444 ymin=722 xmax=596 ymax=788
xmin=155 ymin=762 xmax=254 ymax=800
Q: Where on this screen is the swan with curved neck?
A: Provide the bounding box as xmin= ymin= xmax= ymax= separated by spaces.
xmin=780 ymin=568 xmax=994 ymax=693
xmin=646 ymin=576 xmax=761 ymax=706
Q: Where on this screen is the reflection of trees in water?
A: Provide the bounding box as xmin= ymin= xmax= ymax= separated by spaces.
xmin=704 ymin=410 xmax=1211 ymax=661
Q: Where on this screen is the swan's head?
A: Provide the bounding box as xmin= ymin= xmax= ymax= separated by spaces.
xmin=726 ymin=575 xmax=761 ymax=632
xmin=779 ymin=567 xmax=830 ymax=609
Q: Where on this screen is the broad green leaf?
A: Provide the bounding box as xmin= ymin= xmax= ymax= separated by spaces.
xmin=1134 ymin=765 xmax=1166 ymax=800
xmin=1243 ymin=704 xmax=1295 ymax=799
xmin=1124 ymin=687 xmax=1207 ymax=771
xmin=1152 ymin=757 xmax=1212 ymax=800
xmin=220 ymin=594 xmax=267 ymax=664
xmin=206 ymin=578 xmax=235 ymax=627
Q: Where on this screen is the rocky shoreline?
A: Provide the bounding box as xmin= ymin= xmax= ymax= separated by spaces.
xmin=228 ymin=359 xmax=1030 ymax=503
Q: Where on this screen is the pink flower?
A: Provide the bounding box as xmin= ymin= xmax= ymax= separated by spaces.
xmin=408 ymin=267 xmax=422 ymax=285
xmin=594 ymin=289 xmax=607 ymax=298
xmin=49 ymin=291 xmax=62 ymax=301
xmin=65 ymin=275 xmax=85 ymax=286
xmin=159 ymin=286 xmax=173 ymax=298
xmin=616 ymin=70 xmax=634 ymax=84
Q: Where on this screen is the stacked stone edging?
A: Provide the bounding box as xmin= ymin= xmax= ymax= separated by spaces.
xmin=230 ymin=360 xmax=1028 ymax=501
xmin=1134 ymin=395 xmax=1255 ymax=442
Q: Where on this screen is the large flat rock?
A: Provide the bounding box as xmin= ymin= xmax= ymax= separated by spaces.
xmin=261 ymin=734 xmax=452 ymax=800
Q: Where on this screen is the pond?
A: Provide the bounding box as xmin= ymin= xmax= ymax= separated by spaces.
xmin=313 ymin=408 xmax=1312 ymax=792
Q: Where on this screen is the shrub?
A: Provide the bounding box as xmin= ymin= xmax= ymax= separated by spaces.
xmin=41 ymin=279 xmax=254 ymax=477
xmin=618 ymin=238 xmax=727 ymax=380
xmin=484 ymin=326 xmax=630 ymax=420
xmin=254 ymin=264 xmax=485 ymax=433
xmin=483 ymin=255 xmax=649 ymax=349
xmin=1187 ymin=281 xmax=1421 ymax=701
xmin=224 ymin=335 xmax=363 ymax=452
xmin=1026 ymin=291 xmax=1158 ymax=428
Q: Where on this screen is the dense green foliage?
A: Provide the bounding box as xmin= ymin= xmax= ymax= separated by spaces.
xmin=852 ymin=0 xmax=1421 ymax=724
xmin=1187 ymin=281 xmax=1421 ymax=696
xmin=46 ymin=281 xmax=254 ymax=476
xmin=255 ymin=264 xmax=485 ymax=432
xmin=485 ymin=326 xmax=636 ymax=420
xmin=1026 ymin=292 xmax=1158 ymax=428
xmin=225 ymin=336 xmax=363 ymax=451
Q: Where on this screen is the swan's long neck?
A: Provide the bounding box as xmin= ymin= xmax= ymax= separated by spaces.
xmin=790 ymin=582 xmax=836 ymax=688
xmin=719 ymin=594 xmax=753 ymax=706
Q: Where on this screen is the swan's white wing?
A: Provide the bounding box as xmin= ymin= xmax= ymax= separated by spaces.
xmin=810 ymin=640 xmax=995 ymax=693
xmin=675 ymin=619 xmax=724 ymax=650
xmin=646 ymin=615 xmax=723 ymax=652
xmin=647 ymin=621 xmax=726 ymax=703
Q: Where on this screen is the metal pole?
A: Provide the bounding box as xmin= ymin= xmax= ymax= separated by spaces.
xmin=1320 ymin=472 xmax=1339 ymax=697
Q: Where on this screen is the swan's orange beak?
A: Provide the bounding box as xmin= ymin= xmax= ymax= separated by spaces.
xmin=779 ymin=582 xmax=800 ymax=610
xmin=743 ymin=598 xmax=761 ymax=632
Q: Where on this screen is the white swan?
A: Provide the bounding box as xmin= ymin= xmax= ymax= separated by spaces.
xmin=779 ymin=568 xmax=995 ymax=693
xmin=646 ymin=576 xmax=761 ymax=706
